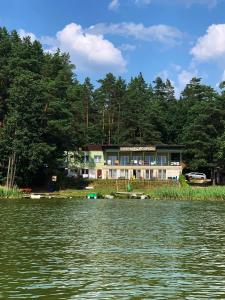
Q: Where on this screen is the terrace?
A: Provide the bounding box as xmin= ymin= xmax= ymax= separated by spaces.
xmin=104 ymin=152 xmax=181 ymax=167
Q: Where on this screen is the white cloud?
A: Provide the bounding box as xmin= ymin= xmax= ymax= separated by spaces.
xmin=177 ymin=69 xmax=197 ymax=91
xmin=18 ymin=29 xmax=37 ymax=42
xmin=88 ymin=22 xmax=183 ymax=45
xmin=19 ymin=23 xmax=126 ymax=74
xmin=170 ymin=63 xmax=182 ymax=72
xmin=156 ymin=69 xmax=170 ymax=81
xmin=54 ymin=23 xmax=126 ymax=73
xmin=191 ymin=24 xmax=225 ymax=61
xmin=108 ymin=0 xmax=120 ymax=10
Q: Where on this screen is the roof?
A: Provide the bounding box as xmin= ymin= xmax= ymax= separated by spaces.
xmin=84 ymin=145 xmax=103 ymax=151
xmin=82 ymin=144 xmax=185 ymax=151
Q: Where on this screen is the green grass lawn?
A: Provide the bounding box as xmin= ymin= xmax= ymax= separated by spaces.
xmin=56 ymin=185 xmax=225 ymax=201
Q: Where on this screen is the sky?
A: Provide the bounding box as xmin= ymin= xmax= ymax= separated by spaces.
xmin=1 ymin=0 xmax=225 ymax=94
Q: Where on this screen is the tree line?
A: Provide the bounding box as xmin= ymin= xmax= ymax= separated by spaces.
xmin=0 ymin=27 xmax=225 ymax=187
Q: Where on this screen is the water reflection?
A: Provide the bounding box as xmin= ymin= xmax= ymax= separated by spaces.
xmin=0 ymin=199 xmax=225 ymax=299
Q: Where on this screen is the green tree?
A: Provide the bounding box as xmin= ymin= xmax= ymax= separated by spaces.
xmin=121 ymin=73 xmax=161 ymax=144
xmin=180 ymin=78 xmax=222 ymax=171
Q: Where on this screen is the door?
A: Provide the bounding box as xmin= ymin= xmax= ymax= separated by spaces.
xmin=97 ymin=169 xmax=102 ymax=179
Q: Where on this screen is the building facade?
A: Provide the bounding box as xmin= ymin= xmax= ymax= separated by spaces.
xmin=66 ymin=144 xmax=184 ymax=180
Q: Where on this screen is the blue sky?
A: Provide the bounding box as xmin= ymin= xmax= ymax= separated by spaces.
xmin=1 ymin=0 xmax=225 ymax=93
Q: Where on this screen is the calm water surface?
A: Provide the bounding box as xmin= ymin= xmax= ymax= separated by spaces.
xmin=0 ymin=198 xmax=225 ymax=299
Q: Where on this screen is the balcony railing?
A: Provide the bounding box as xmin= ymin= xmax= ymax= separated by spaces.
xmin=104 ymin=160 xmax=181 ymax=166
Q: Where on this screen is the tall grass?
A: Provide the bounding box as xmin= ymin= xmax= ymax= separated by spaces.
xmin=0 ymin=186 xmax=22 ymax=198
xmin=149 ymin=186 xmax=225 ymax=200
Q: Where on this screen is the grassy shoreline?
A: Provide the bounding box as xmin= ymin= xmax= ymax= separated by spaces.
xmin=0 ymin=186 xmax=22 ymax=198
xmin=2 ymin=184 xmax=225 ymax=201
xmin=55 ymin=185 xmax=225 ymax=201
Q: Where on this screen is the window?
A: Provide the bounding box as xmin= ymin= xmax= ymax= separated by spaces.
xmin=145 ymin=169 xmax=153 ymax=180
xmin=120 ymin=155 xmax=130 ymax=166
xmin=83 ymin=155 xmax=89 ymax=163
xmin=82 ymin=169 xmax=89 ymax=178
xmin=107 ymin=155 xmax=118 ymax=165
xmin=94 ymin=155 xmax=102 ymax=163
xmin=157 ymin=154 xmax=167 ymax=166
xmin=136 ymin=169 xmax=142 ymax=179
xmin=120 ymin=169 xmax=129 ymax=179
xmin=132 ymin=155 xmax=143 ymax=165
xmin=158 ymin=169 xmax=166 ymax=180
xmin=133 ymin=169 xmax=141 ymax=179
xmin=145 ymin=154 xmax=156 ymax=165
xmin=109 ymin=169 xmax=117 ymax=179
xmin=171 ymin=153 xmax=180 ymax=166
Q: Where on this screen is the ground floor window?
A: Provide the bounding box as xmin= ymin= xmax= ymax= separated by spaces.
xmin=109 ymin=169 xmax=117 ymax=179
xmin=158 ymin=169 xmax=166 ymax=180
xmin=89 ymin=169 xmax=96 ymax=179
xmin=133 ymin=169 xmax=141 ymax=179
xmin=82 ymin=169 xmax=89 ymax=178
xmin=145 ymin=169 xmax=153 ymax=180
xmin=119 ymin=169 xmax=129 ymax=179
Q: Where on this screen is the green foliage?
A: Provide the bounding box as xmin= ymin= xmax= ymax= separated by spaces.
xmin=0 ymin=186 xmax=22 ymax=198
xmin=149 ymin=186 xmax=225 ymax=200
xmin=179 ymin=175 xmax=189 ymax=187
xmin=0 ymin=28 xmax=76 ymax=186
xmin=1 ymin=26 xmax=225 ymax=187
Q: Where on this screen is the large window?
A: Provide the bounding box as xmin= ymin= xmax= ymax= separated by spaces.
xmin=158 ymin=169 xmax=166 ymax=180
xmin=132 ymin=155 xmax=143 ymax=165
xmin=145 ymin=154 xmax=156 ymax=165
xmin=120 ymin=169 xmax=129 ymax=179
xmin=120 ymin=155 xmax=130 ymax=166
xmin=170 ymin=153 xmax=181 ymax=166
xmin=136 ymin=170 xmax=142 ymax=179
xmin=145 ymin=169 xmax=153 ymax=180
xmin=94 ymin=155 xmax=102 ymax=163
xmin=133 ymin=169 xmax=142 ymax=179
xmin=82 ymin=169 xmax=89 ymax=178
xmin=82 ymin=155 xmax=89 ymax=163
xmin=157 ymin=154 xmax=168 ymax=166
xmin=109 ymin=169 xmax=117 ymax=179
xmin=107 ymin=155 xmax=118 ymax=165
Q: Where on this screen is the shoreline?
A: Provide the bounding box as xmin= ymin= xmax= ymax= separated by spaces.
xmin=1 ymin=185 xmax=225 ymax=201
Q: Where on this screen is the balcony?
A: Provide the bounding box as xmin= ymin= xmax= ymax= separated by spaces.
xmin=104 ymin=160 xmax=181 ymax=167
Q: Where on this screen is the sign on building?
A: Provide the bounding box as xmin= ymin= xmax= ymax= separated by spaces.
xmin=120 ymin=146 xmax=156 ymax=152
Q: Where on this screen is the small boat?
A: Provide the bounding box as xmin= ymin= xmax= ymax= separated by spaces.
xmin=87 ymin=193 xmax=97 ymax=199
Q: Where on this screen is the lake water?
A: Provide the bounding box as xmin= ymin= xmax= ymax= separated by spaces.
xmin=0 ymin=198 xmax=225 ymax=299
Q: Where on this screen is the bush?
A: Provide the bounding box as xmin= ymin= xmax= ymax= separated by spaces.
xmin=0 ymin=186 xmax=22 ymax=198
xmin=179 ymin=175 xmax=189 ymax=187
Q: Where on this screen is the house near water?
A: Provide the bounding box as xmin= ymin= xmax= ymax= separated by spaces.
xmin=66 ymin=144 xmax=184 ymax=180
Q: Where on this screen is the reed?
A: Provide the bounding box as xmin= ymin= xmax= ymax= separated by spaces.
xmin=0 ymin=186 xmax=22 ymax=198
xmin=149 ymin=186 xmax=225 ymax=200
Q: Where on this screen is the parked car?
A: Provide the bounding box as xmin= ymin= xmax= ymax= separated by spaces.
xmin=185 ymin=172 xmax=206 ymax=180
